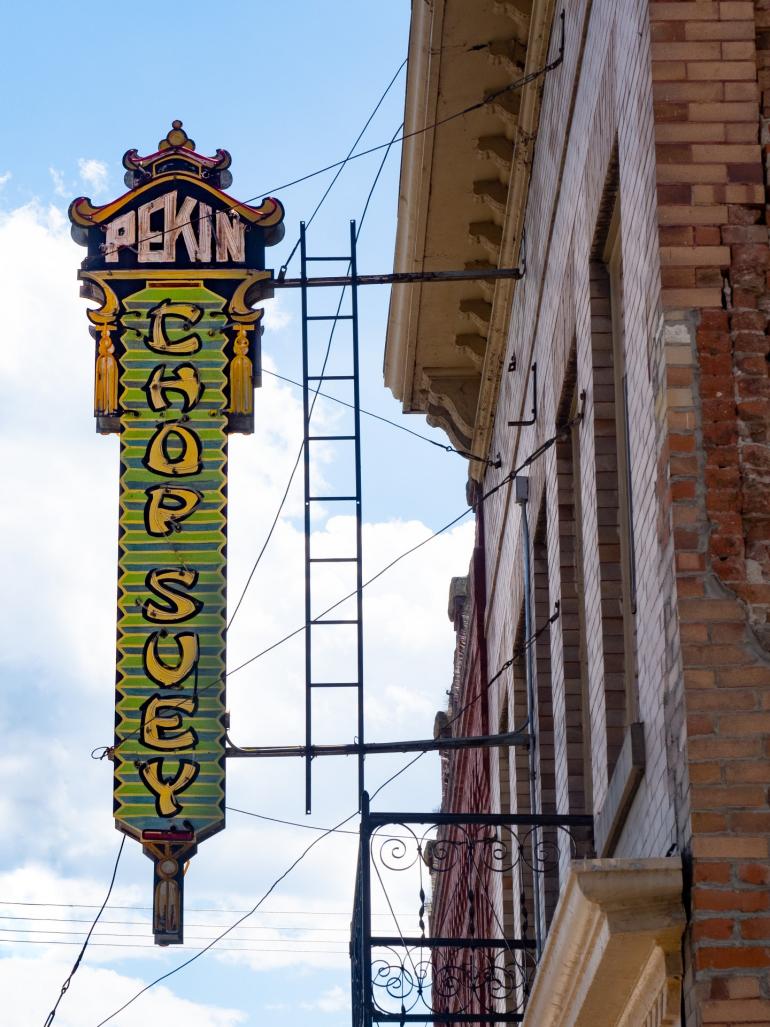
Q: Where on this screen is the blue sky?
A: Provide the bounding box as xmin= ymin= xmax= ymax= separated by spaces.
xmin=0 ymin=3 xmax=475 ymax=1025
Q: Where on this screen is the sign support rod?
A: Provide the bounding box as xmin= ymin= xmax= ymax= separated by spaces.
xmin=225 ymin=729 xmax=530 ymax=758
xmin=272 ymin=267 xmax=524 ymax=289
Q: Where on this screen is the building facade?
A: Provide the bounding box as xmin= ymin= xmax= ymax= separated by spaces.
xmin=383 ymin=1 xmax=770 ymax=1024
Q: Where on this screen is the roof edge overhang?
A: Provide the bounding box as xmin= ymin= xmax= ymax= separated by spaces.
xmin=383 ymin=0 xmax=442 ymax=407
xmin=384 ymin=0 xmax=558 ymax=477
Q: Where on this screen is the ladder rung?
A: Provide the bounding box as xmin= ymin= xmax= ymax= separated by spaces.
xmin=310 ymin=681 xmax=360 ymax=688
xmin=306 ymin=314 xmax=354 ymax=321
xmin=309 ymin=557 xmax=357 ymax=563
xmin=307 ymin=434 xmax=356 ymax=441
xmin=307 ymin=375 xmax=355 ymax=382
xmin=308 ymin=495 xmax=357 ymax=502
xmin=311 ymin=618 xmax=358 ymax=625
xmin=305 ymin=256 xmax=350 ymax=262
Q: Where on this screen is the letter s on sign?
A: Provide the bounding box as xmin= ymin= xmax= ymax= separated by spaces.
xmin=142 ymin=568 xmax=203 ymax=624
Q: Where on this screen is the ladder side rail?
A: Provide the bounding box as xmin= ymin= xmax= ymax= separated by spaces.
xmin=301 ymin=221 xmax=314 ymax=814
xmin=349 ymin=220 xmax=365 ymax=807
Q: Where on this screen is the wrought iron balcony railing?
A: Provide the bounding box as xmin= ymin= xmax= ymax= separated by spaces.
xmin=351 ymin=793 xmax=593 ymax=1026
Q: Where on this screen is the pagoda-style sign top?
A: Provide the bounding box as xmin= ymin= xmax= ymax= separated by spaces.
xmin=69 ymin=119 xmax=285 ymax=271
xmin=121 ymin=119 xmax=233 ymax=188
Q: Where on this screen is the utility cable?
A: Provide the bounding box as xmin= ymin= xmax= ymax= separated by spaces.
xmin=86 ymin=590 xmax=562 ymax=1023
xmin=278 ymin=58 xmax=407 ymax=276
xmin=226 ymin=63 xmax=407 ymax=632
xmin=97 ymin=410 xmax=581 ymax=759
xmin=41 ymin=835 xmax=125 ymax=1027
xmin=226 ymin=410 xmax=580 ymax=680
xmin=82 ymin=25 xmax=564 ymax=265
xmin=74 ymin=596 xmax=560 ymax=1023
xmin=257 ymin=28 xmax=564 ymax=199
xmin=0 ymin=914 xmax=353 ymax=934
xmin=5 ymin=925 xmax=350 ymax=946
xmin=92 ymin=811 xmax=358 ymax=1026
xmin=0 ymin=900 xmax=399 ymax=919
xmin=226 ymin=120 xmax=403 ymax=634
xmin=226 ymin=443 xmax=303 ymax=631
xmin=225 ymin=501 xmax=472 ymax=679
xmin=8 ymin=938 xmax=348 ymax=955
xmin=369 ymin=603 xmax=560 ymax=802
xmin=262 ymin=369 xmax=501 ymax=465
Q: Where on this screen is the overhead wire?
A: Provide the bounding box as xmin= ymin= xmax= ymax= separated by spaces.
xmin=0 ymin=900 xmax=401 ymax=919
xmin=5 ymin=925 xmax=348 ymax=945
xmin=7 ymin=938 xmax=348 ymax=955
xmin=255 ymin=30 xmax=564 ymax=200
xmin=92 ymin=809 xmax=359 ymax=1026
xmin=226 ymin=118 xmax=404 ymax=634
xmin=277 ymin=57 xmax=407 ymax=276
xmin=0 ymin=914 xmax=353 ymax=934
xmin=41 ymin=835 xmax=125 ymax=1027
xmin=95 ymin=410 xmax=581 ymax=760
xmin=81 ymin=28 xmax=564 ymax=264
xmin=225 ymin=409 xmax=581 ymax=681
xmin=367 ymin=604 xmax=559 ymax=801
xmin=88 ymin=584 xmax=565 ymax=1023
xmin=262 ymin=368 xmax=501 ymax=464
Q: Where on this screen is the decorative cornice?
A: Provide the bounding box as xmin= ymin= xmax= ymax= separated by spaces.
xmin=523 ymin=859 xmax=684 ymax=1027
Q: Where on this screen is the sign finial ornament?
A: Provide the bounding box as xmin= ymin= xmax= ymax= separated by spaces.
xmin=160 ymin=119 xmax=195 ymax=152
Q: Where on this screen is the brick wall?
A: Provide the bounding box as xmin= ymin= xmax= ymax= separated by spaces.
xmin=470 ymin=0 xmax=770 ymax=1022
xmin=433 ymin=0 xmax=770 ymax=1022
xmin=650 ymin=2 xmax=770 ymax=1022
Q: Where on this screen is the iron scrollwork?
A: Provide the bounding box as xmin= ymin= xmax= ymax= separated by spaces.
xmin=371 ymin=945 xmax=534 ymax=1019
xmin=353 ymin=807 xmax=593 ymax=1025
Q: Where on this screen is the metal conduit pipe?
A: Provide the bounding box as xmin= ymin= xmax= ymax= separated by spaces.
xmin=515 ymin=476 xmax=544 ymax=960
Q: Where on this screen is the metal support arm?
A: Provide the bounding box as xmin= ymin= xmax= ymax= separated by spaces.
xmin=225 ymin=729 xmax=529 ymax=759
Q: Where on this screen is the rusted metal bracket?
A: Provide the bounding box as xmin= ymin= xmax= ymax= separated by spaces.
xmin=225 ymin=729 xmax=529 ymax=759
xmin=272 ymin=267 xmax=524 ymax=289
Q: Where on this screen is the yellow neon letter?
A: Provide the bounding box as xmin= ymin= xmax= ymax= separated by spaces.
xmin=144 ymin=486 xmax=202 ymax=536
xmin=147 ymin=302 xmax=203 ymax=354
xmin=144 ymin=631 xmax=199 ymax=688
xmin=139 ymin=758 xmax=199 ymax=817
xmin=142 ymin=568 xmax=202 ymax=624
xmin=141 ymin=694 xmax=198 ymax=751
xmin=144 ymin=363 xmax=203 ymax=412
xmin=143 ymin=423 xmax=202 ymax=477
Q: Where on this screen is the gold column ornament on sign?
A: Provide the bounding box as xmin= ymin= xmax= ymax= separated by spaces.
xmin=94 ymin=323 xmax=118 ymax=416
xmin=229 ymin=323 xmax=254 ymax=415
xmin=69 ymin=122 xmax=284 ymax=944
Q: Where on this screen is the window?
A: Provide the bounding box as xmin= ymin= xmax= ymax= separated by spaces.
xmin=555 ymin=348 xmax=591 ymax=819
xmin=589 ymin=193 xmax=640 ymax=779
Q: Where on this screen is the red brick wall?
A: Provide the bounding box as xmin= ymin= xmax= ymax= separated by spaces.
xmin=651 ymin=2 xmax=770 ymax=1022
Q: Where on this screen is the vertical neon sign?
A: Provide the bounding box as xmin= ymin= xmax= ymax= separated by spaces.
xmin=70 ymin=122 xmax=284 ymax=943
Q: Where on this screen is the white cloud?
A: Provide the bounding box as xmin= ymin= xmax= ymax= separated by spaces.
xmin=0 ymin=171 xmax=11 ymax=189
xmin=49 ymin=166 xmax=67 ymax=197
xmin=260 ymin=296 xmax=292 ymax=331
xmin=302 ymin=985 xmax=349 ymax=1013
xmin=0 ymin=955 xmax=246 ymax=1027
xmin=78 ymin=157 xmax=109 ymax=195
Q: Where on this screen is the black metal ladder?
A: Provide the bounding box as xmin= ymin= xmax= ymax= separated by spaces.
xmin=300 ymin=220 xmax=364 ymax=814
